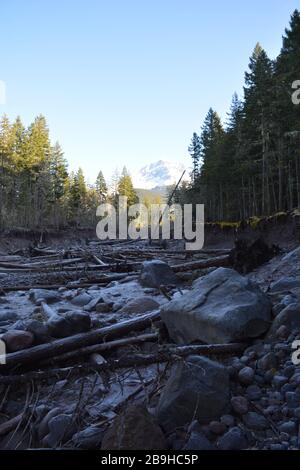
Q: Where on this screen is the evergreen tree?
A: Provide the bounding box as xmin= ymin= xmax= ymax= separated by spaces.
xmin=188 ymin=132 xmax=201 ymax=182
xmin=117 ymin=166 xmax=138 ymax=206
xmin=49 ymin=142 xmax=69 ymax=201
xmin=95 ymin=170 xmax=108 ymax=202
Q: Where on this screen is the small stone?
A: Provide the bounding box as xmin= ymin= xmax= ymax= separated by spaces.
xmin=246 ymin=385 xmax=262 ymax=401
xmin=71 ymin=293 xmax=92 ymax=307
xmin=276 ymin=325 xmax=289 ymax=339
xmin=273 ymin=375 xmax=288 ymax=389
xmin=285 ymin=392 xmax=300 ymax=409
xmin=243 ymin=412 xmax=269 ymax=430
xmin=184 ymin=431 xmax=215 ymax=450
xmin=278 ymin=421 xmax=297 ymax=434
xmin=95 ymin=302 xmax=113 ymax=313
xmin=293 ymin=407 xmax=300 ymax=419
xmin=89 ymin=353 xmax=107 ymax=366
xmin=231 ymin=396 xmax=248 ymax=415
xmin=284 ymin=367 xmax=297 ymax=380
xmin=270 ymin=444 xmax=284 ymax=450
xmin=208 ymin=421 xmax=226 ymax=435
xmin=258 ymin=353 xmax=278 ymax=371
xmin=220 ymin=415 xmax=235 ymax=427
xmin=217 ymin=427 xmax=248 ymax=450
xmin=282 ymin=383 xmax=295 ymax=394
xmin=290 ymin=374 xmax=300 ymax=385
xmin=238 ymin=367 xmax=255 ymax=385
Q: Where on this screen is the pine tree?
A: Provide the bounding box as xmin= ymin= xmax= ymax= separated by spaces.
xmin=188 ymin=132 xmax=201 ymax=182
xmin=49 ymin=142 xmax=69 ymax=201
xmin=95 ymin=170 xmax=108 ymax=203
xmin=117 ymin=166 xmax=138 ymax=206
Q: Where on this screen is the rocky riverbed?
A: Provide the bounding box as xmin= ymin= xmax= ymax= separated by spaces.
xmin=0 ymin=237 xmax=300 ymax=450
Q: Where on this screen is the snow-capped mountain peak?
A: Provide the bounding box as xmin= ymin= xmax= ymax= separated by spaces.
xmin=132 ymin=160 xmax=189 ymax=189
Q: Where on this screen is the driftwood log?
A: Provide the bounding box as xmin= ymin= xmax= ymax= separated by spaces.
xmin=0 ymin=342 xmax=246 ymax=385
xmin=41 ymin=332 xmax=159 ymax=365
xmin=172 ymin=254 xmax=230 ymax=272
xmin=0 ymin=310 xmax=161 ymax=369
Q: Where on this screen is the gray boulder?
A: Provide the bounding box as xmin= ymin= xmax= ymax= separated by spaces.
xmin=71 ymin=293 xmax=92 ymax=307
xmin=157 ymin=356 xmax=230 ymax=432
xmin=140 ymin=260 xmax=178 ymax=288
xmin=29 ymin=289 xmax=60 ymax=305
xmin=47 ymin=311 xmax=91 ymax=338
xmin=161 ymin=267 xmax=271 ymax=344
xmin=119 ymin=296 xmax=160 ymax=314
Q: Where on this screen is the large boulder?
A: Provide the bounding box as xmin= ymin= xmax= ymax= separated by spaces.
xmin=161 ymin=267 xmax=272 ymax=344
xmin=101 ymin=404 xmax=167 ymax=450
xmin=140 ymin=260 xmax=178 ymax=288
xmin=157 ymin=356 xmax=230 ymax=432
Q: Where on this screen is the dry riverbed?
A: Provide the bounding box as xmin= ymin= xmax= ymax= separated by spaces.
xmin=0 ymin=237 xmax=299 ymax=450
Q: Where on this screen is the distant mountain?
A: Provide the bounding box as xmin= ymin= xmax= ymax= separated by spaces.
xmin=135 ymin=186 xmax=168 ymax=203
xmin=132 ymin=160 xmax=189 ymax=190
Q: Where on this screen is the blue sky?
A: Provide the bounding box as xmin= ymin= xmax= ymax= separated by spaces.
xmin=0 ymin=0 xmax=299 ymax=183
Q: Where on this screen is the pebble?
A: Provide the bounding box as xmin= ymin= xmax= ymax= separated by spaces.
xmin=238 ymin=367 xmax=255 ymax=385
xmin=243 ymin=412 xmax=269 ymax=430
xmin=246 ymin=385 xmax=262 ymax=401
xmin=273 ymin=375 xmax=288 ymax=388
xmin=285 ymin=392 xmax=300 ymax=408
xmin=231 ymin=396 xmax=248 ymax=415
xmin=208 ymin=421 xmax=227 ymax=435
xmin=258 ymin=352 xmax=278 ymax=371
xmin=217 ymin=427 xmax=248 ymax=450
xmin=220 ymin=415 xmax=235 ymax=427
xmin=278 ymin=421 xmax=297 ymax=434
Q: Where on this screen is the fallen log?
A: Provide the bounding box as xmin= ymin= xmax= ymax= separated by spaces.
xmin=0 ymin=310 xmax=161 ymax=369
xmin=0 ymin=413 xmax=24 ymax=436
xmin=0 ymin=342 xmax=247 ymax=384
xmin=0 ymin=258 xmax=83 ymax=271
xmin=172 ymin=254 xmax=230 ymax=272
xmin=41 ymin=332 xmax=158 ymax=365
xmin=0 ymin=273 xmax=138 ymax=293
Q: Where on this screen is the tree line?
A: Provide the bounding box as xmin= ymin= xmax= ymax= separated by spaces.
xmin=182 ymin=9 xmax=300 ymax=222
xmin=0 ymin=114 xmax=138 ymax=231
